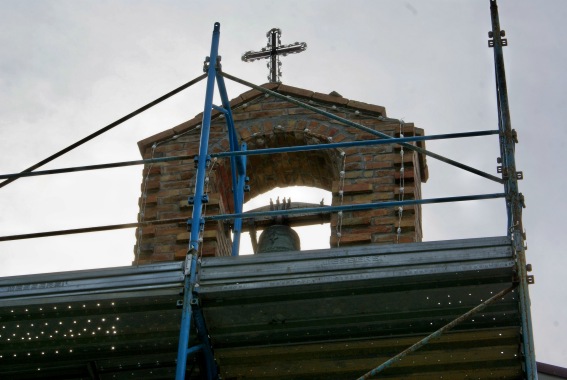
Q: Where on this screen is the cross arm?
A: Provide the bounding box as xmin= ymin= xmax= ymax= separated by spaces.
xmin=242 ymin=49 xmax=272 ymax=61
xmin=275 ymin=42 xmax=307 ymax=55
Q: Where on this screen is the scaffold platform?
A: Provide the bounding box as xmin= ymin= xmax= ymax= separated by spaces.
xmin=0 ymin=236 xmax=523 ymax=379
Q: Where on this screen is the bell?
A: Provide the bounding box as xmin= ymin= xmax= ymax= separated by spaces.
xmin=257 ymin=225 xmax=300 ymax=254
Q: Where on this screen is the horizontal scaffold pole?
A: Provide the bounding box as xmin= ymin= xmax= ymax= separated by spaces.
xmin=221 ymin=71 xmax=504 ymax=184
xmin=0 ymin=193 xmax=505 ymax=242
xmin=0 ymin=217 xmax=187 ymax=242
xmin=0 ymin=156 xmax=193 ymax=179
xmin=0 ymin=73 xmax=207 ymax=190
xmin=204 ymin=193 xmax=505 ymax=221
xmin=357 ymin=285 xmax=517 ymax=379
xmin=213 ymin=130 xmax=499 ymax=158
xmin=0 ymin=131 xmax=498 ymax=180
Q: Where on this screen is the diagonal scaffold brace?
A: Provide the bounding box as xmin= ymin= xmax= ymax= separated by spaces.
xmin=220 ymin=71 xmax=504 ymax=185
xmin=356 ymin=285 xmax=517 ymax=379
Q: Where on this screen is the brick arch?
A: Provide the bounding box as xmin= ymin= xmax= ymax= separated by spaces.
xmin=211 ymin=127 xmax=344 ymax=253
xmin=212 ymin=128 xmax=344 ymax=214
xmin=245 ymin=132 xmax=339 ymax=196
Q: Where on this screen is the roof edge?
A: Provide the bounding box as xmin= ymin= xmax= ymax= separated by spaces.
xmin=537 ymin=362 xmax=567 ymax=378
xmin=137 ymin=82 xmax=388 ymax=156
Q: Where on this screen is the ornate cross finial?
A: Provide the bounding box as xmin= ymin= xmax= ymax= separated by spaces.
xmin=242 ymin=28 xmax=307 ymax=83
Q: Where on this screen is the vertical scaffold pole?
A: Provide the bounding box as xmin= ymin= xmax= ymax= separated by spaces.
xmin=231 ymin=143 xmax=247 ymax=256
xmin=216 ymin=72 xmax=247 ymax=256
xmin=489 ymin=1 xmax=537 ymax=378
xmin=176 ymin=22 xmax=221 ymax=380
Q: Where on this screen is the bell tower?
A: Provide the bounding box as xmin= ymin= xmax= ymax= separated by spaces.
xmin=134 ymin=83 xmax=428 ymax=263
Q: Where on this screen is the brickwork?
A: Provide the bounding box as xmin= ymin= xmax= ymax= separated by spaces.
xmin=134 ymin=84 xmax=428 ymax=263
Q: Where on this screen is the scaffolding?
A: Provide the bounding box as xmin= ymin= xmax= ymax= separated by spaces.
xmin=0 ymin=1 xmax=537 ymax=379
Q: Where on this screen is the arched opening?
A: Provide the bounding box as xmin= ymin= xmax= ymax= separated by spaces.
xmin=213 ymin=130 xmax=344 ymax=214
xmin=237 ymin=186 xmax=332 ymax=255
xmin=213 ymin=129 xmax=345 ymax=256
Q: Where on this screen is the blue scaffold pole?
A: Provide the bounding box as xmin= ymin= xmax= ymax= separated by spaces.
xmin=489 ymin=1 xmax=537 ymax=378
xmin=202 ymin=193 xmax=506 ymax=222
xmin=175 ymin=22 xmax=221 ymax=380
xmin=216 ymin=72 xmax=247 ymax=256
xmin=231 ymin=143 xmax=247 ymax=256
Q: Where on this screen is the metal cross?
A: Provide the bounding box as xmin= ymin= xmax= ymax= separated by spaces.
xmin=242 ymin=28 xmax=307 ymax=83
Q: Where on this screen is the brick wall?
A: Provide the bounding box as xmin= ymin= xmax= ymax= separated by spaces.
xmin=134 ymin=84 xmax=428 ymax=263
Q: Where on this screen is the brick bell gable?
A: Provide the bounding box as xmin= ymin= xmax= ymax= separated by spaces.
xmin=134 ymin=83 xmax=428 ymax=263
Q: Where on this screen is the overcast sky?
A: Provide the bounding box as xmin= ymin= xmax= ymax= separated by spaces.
xmin=1 ymin=0 xmax=565 ymax=367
